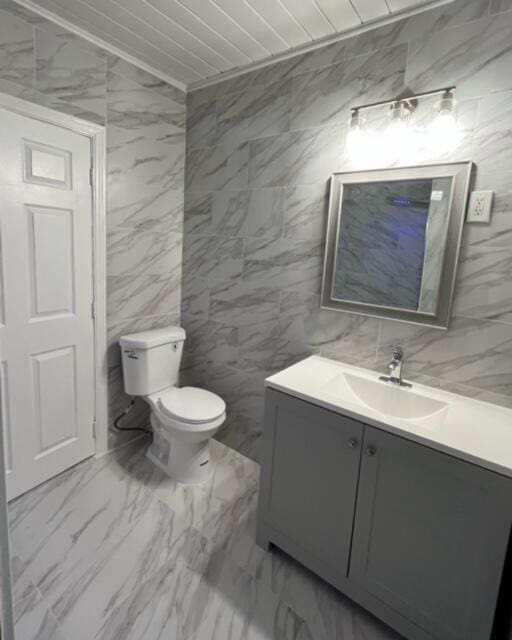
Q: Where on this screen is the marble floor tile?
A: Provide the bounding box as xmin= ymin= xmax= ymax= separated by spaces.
xmin=14 ymin=585 xmax=66 ymax=640
xmin=9 ymin=437 xmax=403 ymax=640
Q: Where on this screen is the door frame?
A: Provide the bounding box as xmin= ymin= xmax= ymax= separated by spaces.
xmin=0 ymin=92 xmax=108 ymax=455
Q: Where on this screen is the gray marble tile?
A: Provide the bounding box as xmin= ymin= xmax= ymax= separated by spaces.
xmin=377 ymin=316 xmax=512 ymax=396
xmin=283 ymin=184 xmax=330 ymax=243
xmin=405 ymin=12 xmax=512 ymax=99
xmin=0 ymin=76 xmax=105 ymax=125
xmin=183 ymin=235 xmax=243 ymax=284
xmin=248 ymin=126 xmax=343 ymax=188
xmin=453 ymin=246 xmax=512 ymax=323
xmin=187 ymin=99 xmax=217 ymax=149
xmin=108 ymin=123 xmax=185 ymax=192
xmin=279 ymin=291 xmax=380 ymax=367
xmin=292 ymin=45 xmax=406 ymax=131
xmin=473 ymin=91 xmax=512 ymax=174
xmin=107 ymin=182 xmax=184 ymax=233
xmin=181 ymin=273 xmax=210 ymax=318
xmin=184 ymin=189 xmax=285 ymax=241
xmin=210 ymin=280 xmax=280 ymax=328
xmin=11 ymin=554 xmax=37 ymax=606
xmin=184 ymin=191 xmax=213 ymax=235
xmin=0 ymin=0 xmax=45 ymax=24
xmin=186 ymin=141 xmax=250 ymax=192
xmin=107 ymin=227 xmax=182 ymax=277
xmin=216 ymin=78 xmax=292 ymax=145
xmin=107 ymin=69 xmax=185 ymax=131
xmin=344 ymin=0 xmax=490 ymax=59
xmin=35 ymin=28 xmax=106 ymax=119
xmin=11 ymin=457 xmax=201 ymax=639
xmin=0 ymin=8 xmax=34 ymax=88
xmin=14 ymin=584 xmax=65 ymax=640
xmin=107 ymin=272 xmax=181 ymax=322
xmin=243 ymin=236 xmax=324 ymax=293
xmin=28 ymin=13 xmax=106 ymax=60
xmin=239 ymin=320 xmax=310 ymax=374
xmin=211 ymin=188 xmax=285 ymax=239
xmin=107 ymin=53 xmax=186 ymax=106
xmin=187 ymin=39 xmax=347 ymax=113
xmin=490 ymin=0 xmax=512 ymax=13
xmin=181 ymin=314 xmax=239 ymax=367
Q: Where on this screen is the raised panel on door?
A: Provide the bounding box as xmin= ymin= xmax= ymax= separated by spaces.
xmin=27 ymin=204 xmax=75 ymax=319
xmin=32 ymin=346 xmax=78 ymax=455
xmin=350 ymin=426 xmax=512 ymax=640
xmin=23 ymin=139 xmax=72 ymax=190
xmin=258 ymin=389 xmax=363 ymax=585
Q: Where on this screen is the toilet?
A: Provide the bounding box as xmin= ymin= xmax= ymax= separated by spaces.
xmin=119 ymin=326 xmax=226 ymax=484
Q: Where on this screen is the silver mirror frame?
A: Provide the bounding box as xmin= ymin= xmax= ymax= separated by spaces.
xmin=321 ymin=162 xmax=473 ymax=330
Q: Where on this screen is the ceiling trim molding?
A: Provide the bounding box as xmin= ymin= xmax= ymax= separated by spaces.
xmin=187 ymin=0 xmax=454 ymax=92
xmin=13 ymin=0 xmax=187 ymax=92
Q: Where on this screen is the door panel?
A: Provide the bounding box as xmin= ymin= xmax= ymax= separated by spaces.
xmin=0 ymin=107 xmax=95 ymax=500
xmin=259 ymin=390 xmax=363 ymax=585
xmin=0 ymin=361 xmax=12 ymax=473
xmin=350 ymin=426 xmax=512 ymax=640
xmin=32 ymin=346 xmax=77 ymax=453
xmin=23 ymin=139 xmax=72 ymax=189
xmin=27 ymin=205 xmax=75 ymax=317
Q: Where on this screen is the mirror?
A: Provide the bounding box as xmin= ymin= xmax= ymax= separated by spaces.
xmin=321 ymin=163 xmax=472 ymax=329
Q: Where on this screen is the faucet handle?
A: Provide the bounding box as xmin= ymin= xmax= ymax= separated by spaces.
xmin=391 ymin=346 xmax=403 ymax=360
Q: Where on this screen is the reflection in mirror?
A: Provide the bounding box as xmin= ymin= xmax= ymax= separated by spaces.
xmin=322 ymin=163 xmax=473 ymax=329
xmin=333 ymin=178 xmax=452 ymax=313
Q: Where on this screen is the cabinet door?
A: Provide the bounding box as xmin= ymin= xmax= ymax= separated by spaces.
xmin=350 ymin=426 xmax=512 ymax=640
xmin=258 ymin=390 xmax=363 ymax=584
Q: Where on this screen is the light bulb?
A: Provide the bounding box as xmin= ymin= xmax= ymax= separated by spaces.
xmin=428 ymin=111 xmax=462 ymax=154
xmin=345 ymin=110 xmax=375 ymax=165
xmin=427 ymin=90 xmax=461 ymax=154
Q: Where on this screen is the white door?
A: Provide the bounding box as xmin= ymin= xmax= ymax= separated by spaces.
xmin=0 ymin=107 xmax=96 ymax=501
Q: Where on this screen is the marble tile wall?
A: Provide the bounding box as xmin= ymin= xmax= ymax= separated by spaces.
xmin=0 ymin=0 xmax=186 ymax=450
xmin=184 ymin=0 xmax=512 ymax=461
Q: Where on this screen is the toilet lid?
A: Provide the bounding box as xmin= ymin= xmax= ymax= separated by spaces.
xmin=157 ymin=387 xmax=226 ymax=424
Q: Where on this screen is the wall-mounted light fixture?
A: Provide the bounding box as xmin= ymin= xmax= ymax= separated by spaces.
xmin=346 ymin=87 xmax=459 ymax=165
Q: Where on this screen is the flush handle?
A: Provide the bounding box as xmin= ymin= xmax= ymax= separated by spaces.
xmin=366 ymin=445 xmax=376 ymax=457
xmin=348 ymin=437 xmax=358 ymax=449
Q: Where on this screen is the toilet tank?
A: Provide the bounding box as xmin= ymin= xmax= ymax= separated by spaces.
xmin=119 ymin=326 xmax=186 ymax=396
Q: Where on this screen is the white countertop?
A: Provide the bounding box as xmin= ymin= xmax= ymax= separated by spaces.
xmin=265 ymin=356 xmax=512 ymax=478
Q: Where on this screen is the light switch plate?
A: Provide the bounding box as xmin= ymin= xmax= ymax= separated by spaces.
xmin=467 ymin=190 xmax=493 ymax=223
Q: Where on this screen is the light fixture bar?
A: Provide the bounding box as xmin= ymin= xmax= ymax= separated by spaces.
xmin=350 ymin=86 xmax=455 ymax=116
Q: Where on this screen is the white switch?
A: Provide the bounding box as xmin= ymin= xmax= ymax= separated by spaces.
xmin=467 ymin=190 xmax=493 ymax=223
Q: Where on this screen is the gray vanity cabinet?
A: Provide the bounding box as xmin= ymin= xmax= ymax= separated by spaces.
xmin=350 ymin=425 xmax=512 ymax=640
xmin=257 ymin=389 xmax=363 ymax=590
xmin=257 ymin=389 xmax=512 ymax=640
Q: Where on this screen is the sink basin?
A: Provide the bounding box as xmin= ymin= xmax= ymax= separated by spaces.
xmin=324 ymin=372 xmax=448 ymax=420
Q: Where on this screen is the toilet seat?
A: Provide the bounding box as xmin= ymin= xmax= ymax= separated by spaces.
xmin=155 ymin=386 xmax=226 ymax=425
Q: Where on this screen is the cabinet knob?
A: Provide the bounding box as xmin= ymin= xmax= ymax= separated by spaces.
xmin=348 ymin=437 xmax=358 ymax=449
xmin=366 ymin=445 xmax=376 ymax=457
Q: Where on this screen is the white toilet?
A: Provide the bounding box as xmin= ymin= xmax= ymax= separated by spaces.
xmin=119 ymin=326 xmax=226 ymax=484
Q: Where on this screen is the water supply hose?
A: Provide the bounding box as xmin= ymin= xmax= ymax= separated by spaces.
xmin=113 ymin=398 xmax=151 ymax=434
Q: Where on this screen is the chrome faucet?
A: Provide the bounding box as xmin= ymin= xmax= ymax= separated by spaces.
xmin=379 ymin=347 xmax=412 ymax=388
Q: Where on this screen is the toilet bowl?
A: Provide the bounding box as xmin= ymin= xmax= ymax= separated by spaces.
xmin=119 ymin=326 xmax=226 ymax=484
xmin=146 ymin=386 xmax=226 ymax=483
